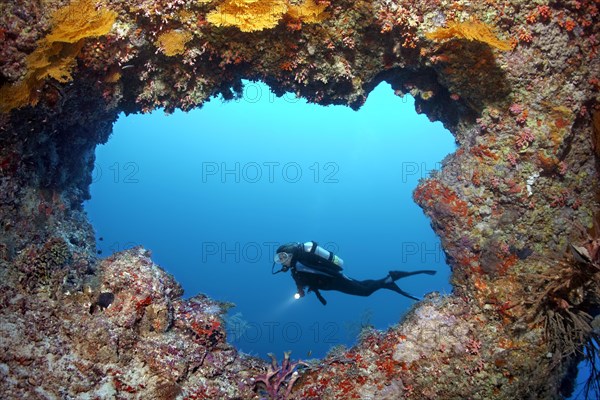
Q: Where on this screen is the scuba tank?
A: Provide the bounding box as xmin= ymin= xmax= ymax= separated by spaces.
xmin=302 ymin=241 xmax=344 ymax=270
xmin=272 ymin=241 xmax=344 ymax=274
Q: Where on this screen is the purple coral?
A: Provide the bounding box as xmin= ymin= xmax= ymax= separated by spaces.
xmin=254 ymin=352 xmax=306 ymax=400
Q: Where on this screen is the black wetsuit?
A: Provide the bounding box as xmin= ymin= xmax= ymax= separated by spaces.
xmin=289 ymin=253 xmax=435 ymax=305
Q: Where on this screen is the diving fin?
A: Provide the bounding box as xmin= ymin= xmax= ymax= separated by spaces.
xmin=386 ymin=282 xmax=421 ymax=301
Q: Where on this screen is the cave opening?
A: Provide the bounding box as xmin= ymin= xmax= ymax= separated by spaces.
xmin=0 ymin=0 xmax=597 ymax=396
xmin=84 ymin=80 xmax=456 ymax=359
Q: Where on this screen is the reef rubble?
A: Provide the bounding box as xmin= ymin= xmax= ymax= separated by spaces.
xmin=0 ymin=0 xmax=598 ymax=398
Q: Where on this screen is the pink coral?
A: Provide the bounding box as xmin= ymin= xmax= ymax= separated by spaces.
xmin=509 ymin=103 xmax=524 ymax=115
xmin=515 ymin=128 xmax=535 ymax=149
xmin=466 ymin=338 xmax=482 ymax=355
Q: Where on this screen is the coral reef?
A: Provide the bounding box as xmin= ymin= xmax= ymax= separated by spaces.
xmin=0 ymin=0 xmax=117 ymax=112
xmin=0 ymin=246 xmax=264 ymax=398
xmin=0 ymin=0 xmax=598 ymax=398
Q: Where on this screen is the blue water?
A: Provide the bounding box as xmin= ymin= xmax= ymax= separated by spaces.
xmin=85 ymin=81 xmax=455 ymax=359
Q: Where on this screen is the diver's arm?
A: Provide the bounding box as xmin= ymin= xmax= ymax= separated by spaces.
xmin=312 ymin=288 xmax=327 ymax=306
xmin=291 ymin=269 xmax=306 ymax=297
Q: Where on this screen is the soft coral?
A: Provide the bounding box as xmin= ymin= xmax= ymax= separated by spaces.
xmin=254 ymin=352 xmax=307 ymax=399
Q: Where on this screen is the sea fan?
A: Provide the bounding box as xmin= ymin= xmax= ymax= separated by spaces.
xmin=425 ymin=19 xmax=512 ymax=51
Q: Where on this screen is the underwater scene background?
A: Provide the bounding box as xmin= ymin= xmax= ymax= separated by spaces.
xmin=1 ymin=0 xmax=597 ymax=396
xmin=85 ymin=81 xmax=455 ymax=360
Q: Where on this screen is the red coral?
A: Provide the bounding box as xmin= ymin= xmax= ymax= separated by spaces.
xmin=470 ymin=144 xmax=498 ymax=160
xmin=538 ymin=5 xmax=552 ymax=20
xmin=109 ymin=368 xmax=143 ymax=394
xmin=518 ymin=28 xmax=533 ymax=43
xmin=414 ymin=180 xmax=470 ymax=218
xmin=563 ymin=18 xmax=577 ymax=31
xmin=135 ymin=295 xmax=152 ymax=313
xmin=338 ymin=379 xmax=355 ymax=395
xmin=191 ymin=320 xmax=222 ymax=340
xmin=550 ymin=190 xmax=569 ymax=207
xmin=377 ymin=357 xmax=399 ymax=379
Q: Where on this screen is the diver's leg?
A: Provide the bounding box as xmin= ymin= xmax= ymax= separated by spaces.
xmin=339 ymin=278 xmax=422 ymax=300
xmin=388 ymin=270 xmax=436 ymax=281
xmin=331 ymin=277 xmax=381 ymax=296
xmin=332 ymin=276 xmax=415 ymax=298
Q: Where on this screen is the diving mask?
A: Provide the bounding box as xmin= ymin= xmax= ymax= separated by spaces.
xmin=274 ymin=252 xmax=292 ymax=265
xmin=272 ymin=252 xmax=292 ymax=274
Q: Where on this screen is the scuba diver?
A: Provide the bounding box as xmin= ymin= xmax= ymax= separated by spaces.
xmin=272 ymin=241 xmax=437 ymax=306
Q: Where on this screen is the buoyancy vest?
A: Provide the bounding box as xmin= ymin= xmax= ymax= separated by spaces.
xmin=294 ymin=241 xmax=344 ymax=274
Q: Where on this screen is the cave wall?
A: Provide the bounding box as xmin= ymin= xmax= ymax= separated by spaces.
xmin=0 ymin=0 xmax=598 ymax=398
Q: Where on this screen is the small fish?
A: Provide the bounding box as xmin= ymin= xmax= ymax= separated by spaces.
xmin=97 ymin=292 xmax=115 ymax=309
xmin=306 ymin=350 xmax=312 ymax=358
xmin=89 ymin=292 xmax=115 ymax=314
